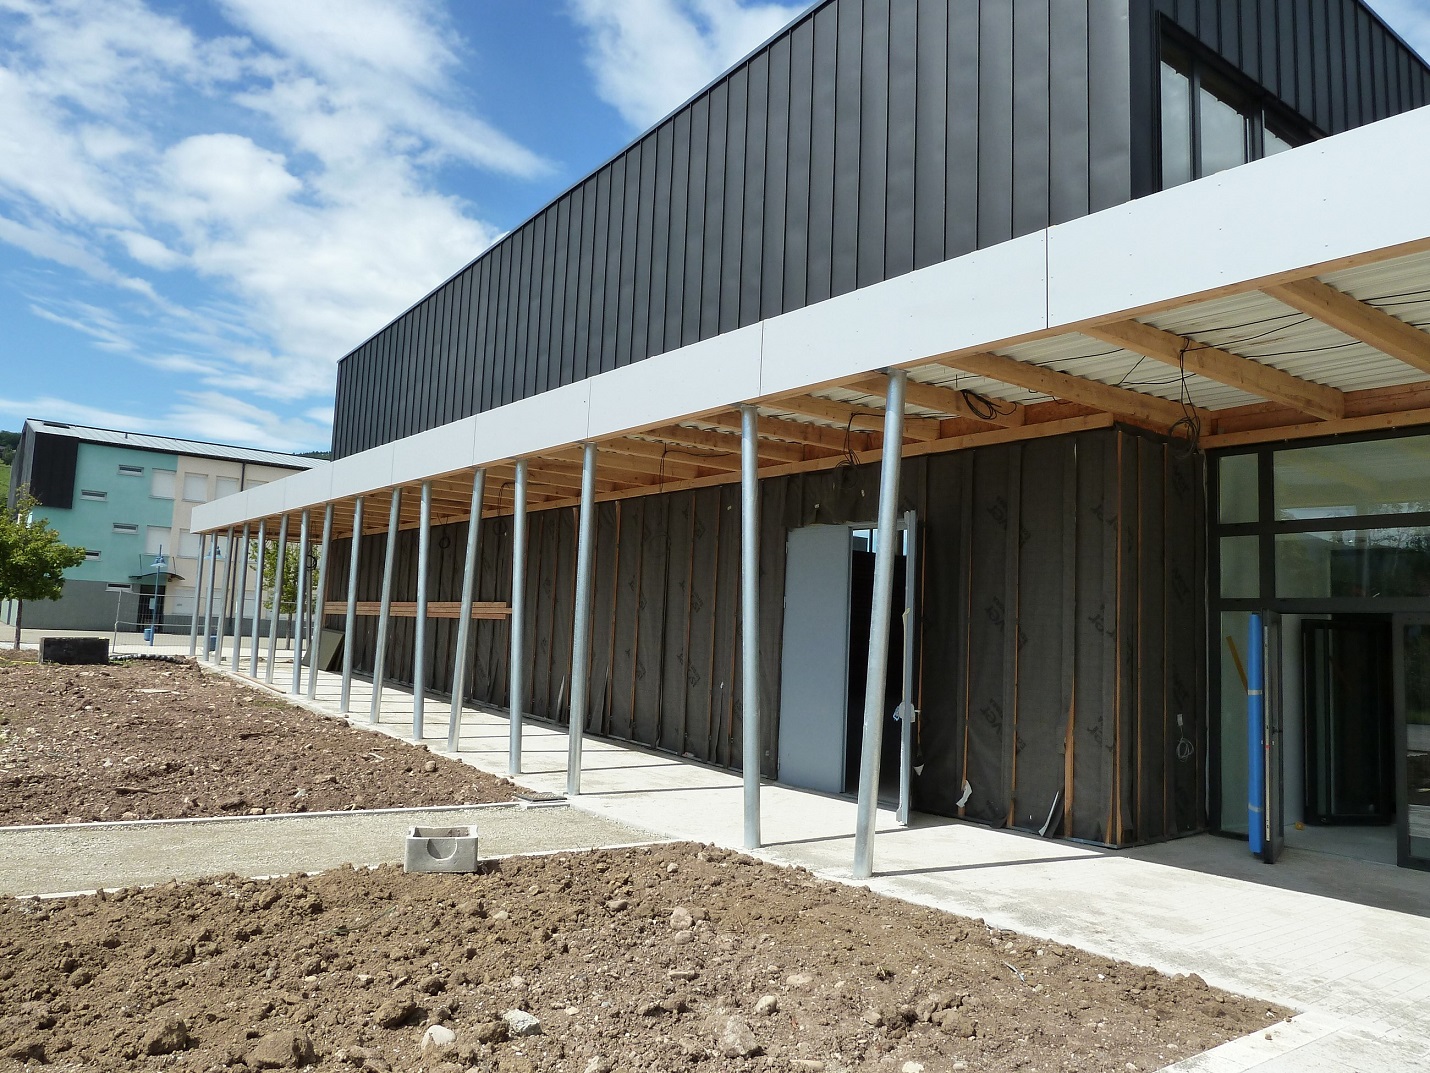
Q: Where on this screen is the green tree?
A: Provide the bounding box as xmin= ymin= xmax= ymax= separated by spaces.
xmin=0 ymin=490 xmax=87 ymax=648
xmin=257 ymin=541 xmax=319 ymax=616
xmin=0 ymin=430 xmax=18 ymax=467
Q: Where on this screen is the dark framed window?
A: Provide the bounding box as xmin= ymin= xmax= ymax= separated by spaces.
xmin=1159 ymin=38 xmax=1314 ymax=190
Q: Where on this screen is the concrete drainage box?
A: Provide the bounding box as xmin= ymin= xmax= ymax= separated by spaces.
xmin=404 ymin=826 xmax=479 ymax=874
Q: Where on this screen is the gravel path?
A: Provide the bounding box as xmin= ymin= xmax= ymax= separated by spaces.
xmin=1 ymin=804 xmax=662 ymax=896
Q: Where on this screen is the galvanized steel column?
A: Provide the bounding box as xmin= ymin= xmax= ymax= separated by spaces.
xmin=852 ymin=369 xmax=907 ymax=880
xmin=202 ymin=532 xmax=219 ymax=662
xmin=740 ymin=404 xmax=762 ymax=850
xmin=265 ymin=514 xmax=288 ymax=684
xmin=412 ymin=481 xmax=433 ymax=741
xmin=566 ymin=443 xmax=597 ymax=796
xmin=230 ymin=522 xmax=250 ymax=671
xmin=214 ymin=528 xmax=233 ymax=664
xmin=188 ymin=533 xmax=206 ymax=658
xmin=508 ymin=460 xmax=528 ymax=775
xmin=306 ymin=503 xmax=333 ymax=701
xmin=290 ymin=509 xmax=311 ymax=694
xmin=447 ymin=469 xmax=486 ymax=752
xmin=248 ymin=520 xmax=266 ymax=677
xmin=339 ymin=497 xmax=364 ymax=714
xmin=370 ymin=488 xmax=402 ymax=724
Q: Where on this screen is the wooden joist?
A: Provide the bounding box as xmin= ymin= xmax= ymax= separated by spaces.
xmin=1263 ymin=277 xmax=1430 ymax=376
xmin=847 ymin=374 xmax=1027 ymax=427
xmin=1084 ymin=319 xmax=1345 ymax=420
xmin=766 ymin=393 xmax=942 ymax=441
xmin=938 ymin=351 xmax=1197 ymax=430
xmin=321 ymin=600 xmax=513 ymax=619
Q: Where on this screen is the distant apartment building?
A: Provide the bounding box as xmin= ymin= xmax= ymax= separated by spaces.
xmin=3 ymin=419 xmax=321 ymax=633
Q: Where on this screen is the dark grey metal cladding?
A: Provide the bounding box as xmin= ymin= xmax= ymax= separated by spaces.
xmin=1129 ymin=0 xmax=1430 ymax=198
xmin=331 ymin=0 xmax=1140 ymax=459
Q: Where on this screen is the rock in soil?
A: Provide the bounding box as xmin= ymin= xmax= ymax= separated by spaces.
xmin=0 ymin=843 xmax=1284 ymax=1072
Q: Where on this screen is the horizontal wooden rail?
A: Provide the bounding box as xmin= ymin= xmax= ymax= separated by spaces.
xmin=321 ymin=600 xmax=512 ymax=619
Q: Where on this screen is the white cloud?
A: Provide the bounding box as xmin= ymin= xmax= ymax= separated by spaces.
xmin=0 ymin=0 xmax=545 ymax=448
xmin=569 ymin=0 xmax=809 ymax=128
xmin=1364 ymin=0 xmax=1430 ymax=60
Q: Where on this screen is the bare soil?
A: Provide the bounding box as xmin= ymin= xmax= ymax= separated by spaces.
xmin=0 ymin=652 xmax=513 ymax=825
xmin=0 ymin=844 xmax=1284 ymax=1073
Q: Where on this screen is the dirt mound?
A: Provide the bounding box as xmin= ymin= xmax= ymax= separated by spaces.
xmin=0 ymin=844 xmax=1283 ymax=1071
xmin=0 ymin=658 xmax=512 ymax=825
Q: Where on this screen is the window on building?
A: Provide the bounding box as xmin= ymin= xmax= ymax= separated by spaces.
xmin=183 ymin=473 xmax=209 ymax=503
xmin=151 ymin=469 xmax=176 ymax=499
xmin=79 ymin=488 xmax=107 ymax=502
xmin=84 ymin=549 xmax=101 ymax=560
xmin=112 ymin=522 xmax=139 ymax=535
xmin=145 ymin=526 xmax=171 ymax=556
xmin=214 ymin=476 xmax=240 ymax=499
xmin=117 ymin=464 xmax=144 ymax=477
xmin=1159 ymin=42 xmax=1312 ymax=189
xmin=106 ymin=583 xmax=132 ymax=593
xmin=179 ymin=530 xmax=201 ymax=558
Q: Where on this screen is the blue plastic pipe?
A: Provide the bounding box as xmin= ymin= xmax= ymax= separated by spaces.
xmin=1247 ymin=613 xmax=1265 ymax=856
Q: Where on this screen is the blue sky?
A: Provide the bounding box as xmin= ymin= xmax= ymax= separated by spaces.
xmin=0 ymin=0 xmax=1426 ymax=454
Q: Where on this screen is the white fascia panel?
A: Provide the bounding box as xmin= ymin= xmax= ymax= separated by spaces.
xmin=329 ymin=448 xmax=394 ymax=502
xmin=281 ymin=466 xmax=333 ymax=513
xmin=471 ymin=379 xmax=591 ymax=465
xmin=1047 ymin=105 xmax=1430 ymax=327
xmin=191 ymin=493 xmax=247 ymax=534
xmin=586 ymin=324 xmax=763 ymax=440
xmin=759 ymin=232 xmax=1048 ymax=398
xmin=390 ymin=416 xmax=477 ymax=487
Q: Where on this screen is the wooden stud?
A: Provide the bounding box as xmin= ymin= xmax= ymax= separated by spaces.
xmin=1264 ymin=277 xmax=1430 ymax=377
xmin=1084 ymin=319 xmax=1345 ymax=420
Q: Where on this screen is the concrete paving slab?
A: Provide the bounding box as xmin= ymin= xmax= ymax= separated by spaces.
xmin=1 ymin=804 xmax=662 ymax=897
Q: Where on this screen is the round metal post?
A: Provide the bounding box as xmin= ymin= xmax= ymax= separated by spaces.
xmin=202 ymin=531 xmax=220 ymax=661
xmin=740 ymin=404 xmax=763 ymax=850
xmin=853 ymin=369 xmax=907 ymax=880
xmin=448 ymin=469 xmax=487 ymax=752
xmin=412 ymin=481 xmax=433 ymax=741
xmin=370 ymin=488 xmax=402 ymax=724
xmin=265 ymin=514 xmax=288 ymax=684
xmin=230 ymin=522 xmax=250 ymax=672
xmin=306 ymin=503 xmax=333 ymax=701
xmin=248 ymin=520 xmax=267 ymax=677
xmin=188 ymin=533 xmax=206 ymax=658
xmin=508 ymin=460 xmax=528 ymax=775
xmin=290 ymin=509 xmax=311 ymax=694
xmin=339 ymin=497 xmax=365 ymax=714
xmin=566 ymin=443 xmax=598 ymax=796
xmin=215 ymin=528 xmax=234 ymax=665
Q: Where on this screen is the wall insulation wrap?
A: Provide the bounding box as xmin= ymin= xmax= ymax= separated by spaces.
xmin=325 ymin=427 xmax=1205 ymax=848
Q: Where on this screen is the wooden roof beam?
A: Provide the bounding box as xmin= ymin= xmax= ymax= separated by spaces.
xmin=701 ymin=411 xmax=853 ymax=455
xmin=595 ymin=436 xmax=734 ymax=475
xmin=1263 ymin=277 xmax=1430 ymax=377
xmin=765 ymin=394 xmax=942 ymax=441
xmin=1084 ymin=319 xmax=1345 ymax=420
xmin=847 ymin=374 xmax=1026 ymax=427
xmin=937 ymin=351 xmax=1200 ymax=430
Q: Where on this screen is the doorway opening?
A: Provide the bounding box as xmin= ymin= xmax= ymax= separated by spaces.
xmin=777 ymin=519 xmax=917 ymax=815
xmin=1302 ymin=616 xmax=1394 ymax=827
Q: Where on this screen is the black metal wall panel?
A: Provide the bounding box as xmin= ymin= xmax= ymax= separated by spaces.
xmin=331 ymin=0 xmax=1164 ymax=457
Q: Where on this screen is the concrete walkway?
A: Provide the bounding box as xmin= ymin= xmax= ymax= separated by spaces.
xmin=1 ymin=804 xmax=660 ymax=898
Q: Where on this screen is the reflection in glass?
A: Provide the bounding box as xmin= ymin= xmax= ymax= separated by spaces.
xmin=1220 ymin=535 xmax=1260 ymax=598
xmin=1199 ymin=82 xmax=1247 ymax=176
xmin=1219 ymin=610 xmax=1252 ymax=835
xmin=1276 ymin=528 xmax=1430 ymax=599
xmin=1160 ymin=61 xmax=1192 ymax=188
xmin=1219 ymin=453 xmax=1258 ymax=523
xmin=1403 ymin=623 xmax=1430 ymax=863
xmin=1275 ymin=436 xmax=1430 ymax=520
xmin=1264 ymin=126 xmax=1293 ymax=156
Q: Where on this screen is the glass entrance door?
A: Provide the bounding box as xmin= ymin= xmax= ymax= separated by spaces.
xmin=1393 ymin=616 xmax=1430 ymax=870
